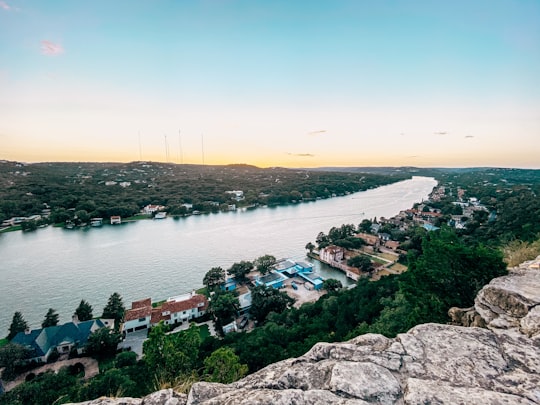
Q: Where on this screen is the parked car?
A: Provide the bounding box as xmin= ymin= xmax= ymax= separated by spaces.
xmin=291 ymin=282 xmax=298 ymax=290
xmin=238 ymin=316 xmax=248 ymax=329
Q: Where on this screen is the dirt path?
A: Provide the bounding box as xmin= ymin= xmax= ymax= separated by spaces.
xmin=1 ymin=357 xmax=99 ymax=392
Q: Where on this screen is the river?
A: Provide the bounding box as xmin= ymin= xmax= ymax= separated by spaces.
xmin=0 ymin=176 xmax=437 ymax=333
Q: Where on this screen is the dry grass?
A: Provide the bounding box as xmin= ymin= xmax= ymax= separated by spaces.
xmin=502 ymin=238 xmax=540 ymax=267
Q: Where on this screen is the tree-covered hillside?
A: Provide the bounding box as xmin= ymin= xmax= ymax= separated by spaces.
xmin=0 ymin=161 xmax=409 ymax=224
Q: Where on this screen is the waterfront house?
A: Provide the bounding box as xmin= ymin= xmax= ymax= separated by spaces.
xmin=90 ymin=218 xmax=103 ymax=227
xmin=225 ymin=190 xmax=244 ymax=201
xmin=11 ymin=318 xmax=114 ymax=362
xmin=319 ymin=245 xmax=362 ymax=281
xmin=273 ymin=259 xmax=314 ymax=276
xmin=320 ymin=245 xmax=345 ymax=263
xmin=255 ymin=271 xmax=288 ymax=289
xmin=123 ymin=293 xmax=209 ymax=334
xmin=123 ymin=298 xmax=153 ymax=333
xmin=110 ymin=216 xmax=121 ymax=225
xmin=298 ymin=272 xmax=324 ymax=290
xmin=143 ymin=204 xmax=165 ymax=215
xmin=220 ymin=277 xmax=237 ymax=292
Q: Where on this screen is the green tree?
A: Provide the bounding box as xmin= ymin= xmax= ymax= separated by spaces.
xmin=347 ymin=255 xmax=373 ymax=272
xmin=8 ymin=311 xmax=28 ymax=340
xmin=322 ymin=278 xmax=343 ymax=293
xmin=203 ymin=267 xmax=226 ymax=290
xmin=0 ymin=343 xmax=31 ymax=381
xmin=250 ymin=285 xmax=294 ymax=323
xmin=102 ymin=292 xmax=125 ymax=328
xmin=210 ymin=292 xmax=240 ymax=327
xmin=203 ymin=347 xmax=248 ymax=384
xmin=85 ymin=327 xmax=121 ymax=357
xmin=80 ymin=368 xmax=136 ymax=400
xmin=228 ymin=261 xmax=253 ymax=283
xmin=255 ymin=254 xmax=276 ymax=275
xmin=41 ymin=308 xmax=59 ymax=328
xmin=143 ymin=322 xmax=201 ymax=383
xmin=305 ymin=242 xmax=315 ymax=254
xmin=21 ymin=220 xmax=38 ymax=232
xmin=358 ymin=219 xmax=373 ymax=233
xmin=75 ymin=299 xmax=94 ymax=321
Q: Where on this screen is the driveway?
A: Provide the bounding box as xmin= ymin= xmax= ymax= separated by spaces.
xmin=118 ymin=328 xmax=148 ymax=358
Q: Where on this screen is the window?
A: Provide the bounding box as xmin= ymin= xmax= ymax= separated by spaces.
xmin=139 ymin=317 xmax=146 ymax=322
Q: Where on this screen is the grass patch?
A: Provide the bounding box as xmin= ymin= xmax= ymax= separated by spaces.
xmin=388 ymin=263 xmax=408 ymax=273
xmin=152 ymin=300 xmax=166 ymax=308
xmin=196 ymin=287 xmax=209 ymax=297
xmin=370 ymin=256 xmax=388 ymax=265
xmin=125 ymin=214 xmax=151 ymax=221
xmin=198 ymin=324 xmax=210 ymax=340
xmin=0 ymin=225 xmax=22 ymax=233
xmin=378 ymin=252 xmax=399 ymax=261
xmin=0 ymin=338 xmax=8 ymax=347
xmin=502 ymin=239 xmax=540 ymax=267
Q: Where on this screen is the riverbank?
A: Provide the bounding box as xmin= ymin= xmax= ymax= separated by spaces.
xmin=0 ymin=176 xmax=437 ymax=333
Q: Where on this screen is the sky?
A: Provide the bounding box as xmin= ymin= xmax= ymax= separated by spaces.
xmin=1 ymin=0 xmax=539 ymax=168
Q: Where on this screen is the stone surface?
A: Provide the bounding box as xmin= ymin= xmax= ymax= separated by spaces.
xmin=67 ymin=256 xmax=540 ymax=405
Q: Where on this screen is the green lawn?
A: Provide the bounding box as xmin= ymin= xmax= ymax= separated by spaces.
xmin=196 ymin=287 xmax=209 ymax=297
xmin=0 ymin=338 xmax=8 ymax=347
xmin=198 ymin=324 xmax=210 ymax=340
xmin=0 ymin=225 xmax=22 ymax=233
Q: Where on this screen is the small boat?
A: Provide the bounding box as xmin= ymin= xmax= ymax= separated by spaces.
xmin=154 ymin=212 xmax=167 ymax=219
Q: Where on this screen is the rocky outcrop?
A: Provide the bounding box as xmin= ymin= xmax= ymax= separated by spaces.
xmin=451 ymin=255 xmax=540 ymax=341
xmin=69 ymin=256 xmax=540 ymax=405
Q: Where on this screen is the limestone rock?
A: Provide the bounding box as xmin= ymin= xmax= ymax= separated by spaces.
xmin=474 ymin=255 xmax=540 ymax=332
xmin=65 ymin=389 xmax=187 ymax=405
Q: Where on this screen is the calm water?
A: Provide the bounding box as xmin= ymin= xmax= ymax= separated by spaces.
xmin=0 ymin=176 xmax=436 ymax=333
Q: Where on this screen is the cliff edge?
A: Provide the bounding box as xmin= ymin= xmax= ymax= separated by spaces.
xmin=71 ymin=256 xmax=540 ymax=405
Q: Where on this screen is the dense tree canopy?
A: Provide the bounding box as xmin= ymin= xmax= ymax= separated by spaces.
xmin=143 ymin=322 xmax=201 ymax=384
xmin=203 ymin=347 xmax=248 ymax=384
xmin=227 ymin=261 xmax=253 ymax=282
xmin=250 ymin=285 xmax=294 ymax=323
xmin=254 ymin=255 xmax=276 ymax=275
xmin=85 ymin=327 xmax=122 ymax=357
xmin=203 ymin=267 xmax=226 ymax=290
xmin=209 ymin=291 xmax=240 ymax=328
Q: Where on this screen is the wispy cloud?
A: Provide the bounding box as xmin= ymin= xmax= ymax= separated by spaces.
xmin=433 ymin=131 xmax=447 ymax=135
xmin=41 ymin=40 xmax=64 ymax=55
xmin=0 ymin=1 xmax=11 ymax=10
xmin=307 ymin=130 xmax=326 ymax=136
xmin=287 ymin=152 xmax=315 ymax=157
xmin=465 ymin=135 xmax=474 ymax=139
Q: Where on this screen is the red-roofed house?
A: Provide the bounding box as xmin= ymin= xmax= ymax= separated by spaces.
xmin=123 ymin=298 xmax=153 ymax=333
xmin=153 ymin=293 xmax=208 ymax=326
xmin=122 ymin=293 xmax=209 ymax=334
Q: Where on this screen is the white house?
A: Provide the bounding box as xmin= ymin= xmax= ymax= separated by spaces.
xmin=123 ymin=293 xmax=209 ymax=334
xmin=123 ymin=298 xmax=153 ymax=333
xmin=143 ymin=204 xmax=166 ymax=215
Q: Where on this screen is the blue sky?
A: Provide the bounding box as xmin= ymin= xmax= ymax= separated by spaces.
xmin=1 ymin=0 xmax=539 ymax=167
